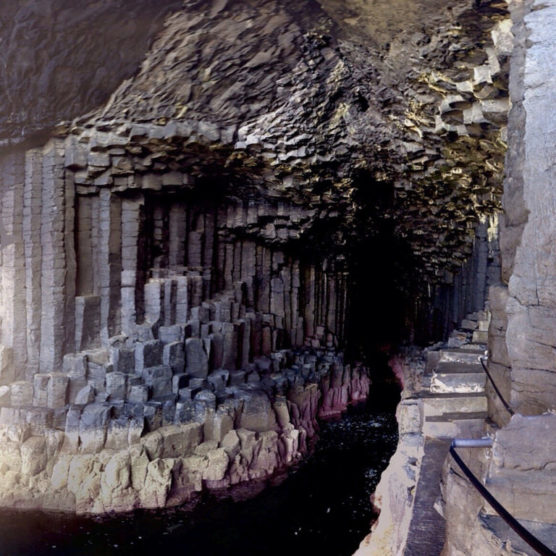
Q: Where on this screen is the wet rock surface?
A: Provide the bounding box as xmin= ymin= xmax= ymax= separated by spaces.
xmin=0 ymin=389 xmax=398 ymax=556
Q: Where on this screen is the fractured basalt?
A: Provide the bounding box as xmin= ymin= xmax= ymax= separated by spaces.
xmin=0 ymin=345 xmax=370 ymax=514
xmin=0 ymin=0 xmax=513 ymax=517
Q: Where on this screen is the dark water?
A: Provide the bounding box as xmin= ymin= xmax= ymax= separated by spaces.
xmin=0 ymin=383 xmax=399 ymax=556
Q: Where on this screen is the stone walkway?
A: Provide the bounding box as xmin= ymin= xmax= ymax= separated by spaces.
xmin=404 ymin=312 xmax=489 ymax=554
xmin=363 ymin=310 xmax=556 ymax=555
xmin=405 ymin=438 xmax=450 ymax=556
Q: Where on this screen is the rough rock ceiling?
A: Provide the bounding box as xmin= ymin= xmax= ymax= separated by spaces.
xmin=3 ymin=0 xmax=509 ymax=285
xmin=66 ymin=0 xmax=508 ymax=282
xmin=0 ymin=0 xmax=182 ymax=144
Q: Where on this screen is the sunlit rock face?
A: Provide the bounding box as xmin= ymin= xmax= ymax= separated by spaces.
xmin=0 ymin=0 xmax=510 ymax=513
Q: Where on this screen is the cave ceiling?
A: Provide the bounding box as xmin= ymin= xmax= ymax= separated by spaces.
xmin=1 ymin=0 xmax=510 ymax=283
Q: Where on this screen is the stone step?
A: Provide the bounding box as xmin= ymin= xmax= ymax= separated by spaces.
xmin=424 ymin=411 xmax=487 ymax=438
xmin=472 ymin=330 xmax=488 ymax=344
xmin=422 ymin=392 xmax=487 ymax=417
xmin=479 ymin=512 xmax=556 ymax=556
xmin=446 ymin=332 xmax=469 ymax=349
xmin=465 ymin=310 xmax=489 ymax=322
xmin=458 ymin=343 xmax=486 ymax=351
xmin=438 ymin=348 xmax=485 ymax=365
xmin=434 ymin=362 xmax=483 ymax=374
xmin=426 ymin=410 xmax=488 ymax=420
xmin=430 ymin=371 xmax=485 ymax=393
xmin=424 ymin=356 xmax=486 ymax=394
xmin=460 ymin=318 xmax=478 ymax=331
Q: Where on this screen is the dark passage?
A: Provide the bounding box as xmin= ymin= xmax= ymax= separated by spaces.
xmin=0 ymin=380 xmax=398 ymax=556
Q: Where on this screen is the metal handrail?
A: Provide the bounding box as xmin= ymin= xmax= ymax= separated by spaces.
xmin=479 ymin=356 xmax=515 ymax=416
xmin=450 ymin=439 xmax=556 ymax=556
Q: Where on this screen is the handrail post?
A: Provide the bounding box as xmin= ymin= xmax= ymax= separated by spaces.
xmin=452 ymin=437 xmax=492 ymax=448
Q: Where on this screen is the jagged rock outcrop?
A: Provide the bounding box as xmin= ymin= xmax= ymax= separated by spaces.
xmin=63 ymin=0 xmax=511 ymax=288
xmin=0 ymin=346 xmax=369 ymax=513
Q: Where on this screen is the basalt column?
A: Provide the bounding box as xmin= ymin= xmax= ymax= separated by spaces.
xmin=0 ymin=151 xmax=26 ymax=382
xmin=0 ymin=134 xmax=369 ymax=513
xmin=0 ymin=0 xmax=513 ymax=517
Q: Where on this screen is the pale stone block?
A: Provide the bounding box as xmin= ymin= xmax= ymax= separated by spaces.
xmin=106 ymin=372 xmax=127 ymax=400
xmin=33 ymin=374 xmax=50 ymax=407
xmin=21 ymin=436 xmax=47 ymax=476
xmin=79 ymin=403 xmax=110 ymax=453
xmin=11 ymin=381 xmax=33 ymax=407
xmin=47 ymin=373 xmax=69 ymax=409
xmin=163 ymin=341 xmax=185 ymax=374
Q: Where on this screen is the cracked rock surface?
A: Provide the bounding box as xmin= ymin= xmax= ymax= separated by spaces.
xmin=0 ymin=0 xmax=514 ymax=515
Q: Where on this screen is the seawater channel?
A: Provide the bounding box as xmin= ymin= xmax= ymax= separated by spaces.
xmin=0 ymin=379 xmax=399 ymax=556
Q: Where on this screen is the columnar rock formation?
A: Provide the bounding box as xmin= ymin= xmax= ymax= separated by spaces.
xmin=0 ymin=0 xmax=514 ymax=517
xmin=1 ymin=137 xmax=353 ymax=378
xmin=0 ymin=133 xmax=372 ymax=512
xmin=440 ymin=1 xmax=556 ymax=553
xmin=488 ymin=0 xmax=556 ymax=420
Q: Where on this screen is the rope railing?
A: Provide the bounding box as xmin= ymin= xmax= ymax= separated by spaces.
xmin=450 ymin=438 xmax=556 ymax=556
xmin=479 ymin=356 xmax=515 ymax=416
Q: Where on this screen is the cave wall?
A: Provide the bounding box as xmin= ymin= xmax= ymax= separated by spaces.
xmin=0 ymin=137 xmax=349 ymax=380
xmin=0 ymin=0 xmax=512 ymax=359
xmin=0 ymin=133 xmax=371 ymax=513
xmin=0 ymin=0 xmax=515 ymax=513
xmin=488 ymin=0 xmax=556 ymax=421
xmin=0 ymin=0 xmax=182 ymax=145
xmin=441 ymin=5 xmax=556 ymax=553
